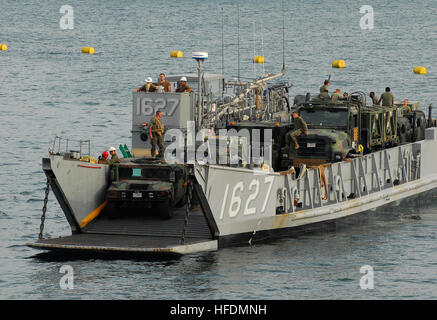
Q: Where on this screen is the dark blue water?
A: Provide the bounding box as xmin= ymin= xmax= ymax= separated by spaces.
xmin=1 ymin=0 xmax=437 ymax=299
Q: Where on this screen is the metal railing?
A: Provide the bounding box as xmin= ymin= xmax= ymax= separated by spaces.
xmin=50 ymin=135 xmax=91 ymax=161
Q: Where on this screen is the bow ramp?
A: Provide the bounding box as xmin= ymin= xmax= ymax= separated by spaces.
xmin=28 ymin=154 xmax=219 ymax=256
xmin=29 ymin=207 xmax=218 ymax=256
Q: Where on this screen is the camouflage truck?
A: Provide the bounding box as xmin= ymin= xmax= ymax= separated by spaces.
xmin=360 ymin=103 xmax=399 ymax=152
xmin=281 ymin=92 xmax=424 ymax=168
xmin=281 ymin=98 xmax=360 ymax=168
xmin=106 ymin=159 xmax=187 ymax=219
xmin=394 ymin=101 xmax=426 ymax=144
xmin=226 ymin=121 xmax=294 ymax=171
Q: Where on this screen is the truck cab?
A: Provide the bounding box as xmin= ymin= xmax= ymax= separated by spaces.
xmin=282 ymin=99 xmax=358 ymax=168
xmin=106 ymin=159 xmax=187 ymax=219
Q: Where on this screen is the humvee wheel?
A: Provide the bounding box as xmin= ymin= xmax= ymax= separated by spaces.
xmin=175 ymin=196 xmax=186 ymax=208
xmin=106 ymin=202 xmax=118 ymax=219
xmin=158 ymin=200 xmax=173 ymax=220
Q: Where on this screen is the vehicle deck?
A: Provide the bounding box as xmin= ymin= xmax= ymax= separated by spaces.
xmin=28 ymin=207 xmax=218 ymax=255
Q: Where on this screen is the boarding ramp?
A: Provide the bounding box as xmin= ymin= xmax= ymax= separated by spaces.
xmin=30 ymin=205 xmax=217 ymax=255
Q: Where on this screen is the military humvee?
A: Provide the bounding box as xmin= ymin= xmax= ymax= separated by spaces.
xmin=282 ymin=92 xmax=426 ymax=168
xmin=106 ymin=159 xmax=187 ymax=219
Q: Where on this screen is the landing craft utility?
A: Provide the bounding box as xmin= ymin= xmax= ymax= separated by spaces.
xmin=28 ymin=49 xmax=437 ymax=256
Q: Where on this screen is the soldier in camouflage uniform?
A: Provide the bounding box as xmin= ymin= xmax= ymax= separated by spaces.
xmin=175 ymin=77 xmax=193 ymax=93
xmin=318 ymin=89 xmax=331 ymax=100
xmin=320 ymin=79 xmax=330 ymax=93
xmin=286 ymin=112 xmax=309 ymax=149
xmin=150 ymin=111 xmax=165 ymax=158
xmin=378 ymin=87 xmax=394 ymax=106
xmin=108 ymin=147 xmax=121 ymax=165
xmin=369 ymin=92 xmax=379 ymax=105
xmin=331 ymin=89 xmax=342 ymax=100
xmin=134 ymin=77 xmax=159 ymax=93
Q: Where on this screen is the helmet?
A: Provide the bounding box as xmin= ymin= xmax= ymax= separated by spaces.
xmin=102 ymin=151 xmax=109 ymax=159
xmin=109 ymin=147 xmax=116 ymax=152
xmin=145 ymin=77 xmax=153 ymax=83
xmin=180 ymin=76 xmax=187 ymax=82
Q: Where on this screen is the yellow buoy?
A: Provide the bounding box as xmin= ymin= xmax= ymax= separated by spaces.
xmin=0 ymin=44 xmax=8 ymax=51
xmin=413 ymin=66 xmax=427 ymax=75
xmin=253 ymin=56 xmax=265 ymax=64
xmin=81 ymin=47 xmax=95 ymax=54
xmin=332 ymin=60 xmax=345 ymax=68
xmin=170 ymin=51 xmax=183 ymax=58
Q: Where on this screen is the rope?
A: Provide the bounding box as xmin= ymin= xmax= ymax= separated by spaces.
xmin=319 ymin=166 xmax=328 ymax=201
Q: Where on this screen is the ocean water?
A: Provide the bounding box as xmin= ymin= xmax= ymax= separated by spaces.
xmin=0 ymin=0 xmax=437 ymax=299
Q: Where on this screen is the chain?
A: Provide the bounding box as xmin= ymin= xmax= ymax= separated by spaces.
xmin=181 ymin=180 xmax=193 ymax=245
xmin=39 ymin=175 xmax=51 ymax=240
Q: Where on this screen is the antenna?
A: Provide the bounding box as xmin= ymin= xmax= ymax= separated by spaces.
xmin=221 ymin=7 xmax=224 ymax=76
xmin=282 ymin=0 xmax=286 ymax=72
xmin=221 ymin=7 xmax=225 ymax=98
xmin=237 ymin=4 xmax=240 ymax=83
xmin=261 ymin=21 xmax=265 ymax=75
xmin=253 ymin=20 xmax=256 ymax=79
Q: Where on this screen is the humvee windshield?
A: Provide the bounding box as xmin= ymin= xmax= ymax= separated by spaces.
xmin=300 ymin=109 xmax=349 ymax=127
xmin=118 ymin=167 xmax=169 ymax=180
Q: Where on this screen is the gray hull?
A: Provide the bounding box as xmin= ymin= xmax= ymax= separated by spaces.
xmin=28 ymin=128 xmax=437 ymax=255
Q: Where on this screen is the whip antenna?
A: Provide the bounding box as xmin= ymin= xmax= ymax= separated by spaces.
xmin=221 ymin=7 xmax=224 ymax=76
xmin=237 ymin=4 xmax=240 ymax=82
xmin=282 ymin=0 xmax=286 ymax=72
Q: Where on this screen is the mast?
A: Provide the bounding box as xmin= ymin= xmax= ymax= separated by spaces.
xmin=192 ymin=52 xmax=208 ymax=129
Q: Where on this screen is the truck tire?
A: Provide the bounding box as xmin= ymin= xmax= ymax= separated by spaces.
xmin=158 ymin=200 xmax=173 ymax=220
xmin=175 ymin=196 xmax=186 ymax=208
xmin=106 ymin=202 xmax=118 ymax=219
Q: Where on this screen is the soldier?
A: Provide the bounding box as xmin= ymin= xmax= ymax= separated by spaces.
xmin=256 ymin=84 xmax=263 ymax=110
xmin=369 ymin=92 xmax=379 ymax=105
xmin=134 ymin=77 xmax=159 ymax=93
xmin=319 ymin=89 xmax=330 ymax=100
xmin=320 ymin=79 xmax=330 ymax=93
xmin=108 ymin=147 xmax=121 ymax=165
xmin=150 ymin=110 xmax=165 ymax=158
xmin=378 ymin=87 xmax=394 ymax=106
xmin=343 ymin=92 xmax=349 ymax=99
xmin=98 ymin=151 xmax=109 ymax=164
xmin=331 ymin=88 xmax=342 ymax=100
xmin=286 ymin=111 xmax=309 ymax=150
xmin=157 ymin=73 xmax=171 ymax=92
xmin=175 ymin=77 xmax=193 ymax=93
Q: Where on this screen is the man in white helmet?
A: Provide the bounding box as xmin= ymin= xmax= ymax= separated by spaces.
xmin=134 ymin=77 xmax=159 ymax=93
xmin=108 ymin=147 xmax=121 ymax=165
xmin=175 ymin=76 xmax=193 ymax=93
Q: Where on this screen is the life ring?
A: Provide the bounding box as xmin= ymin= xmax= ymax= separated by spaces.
xmin=140 ymin=133 xmax=149 ymax=142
